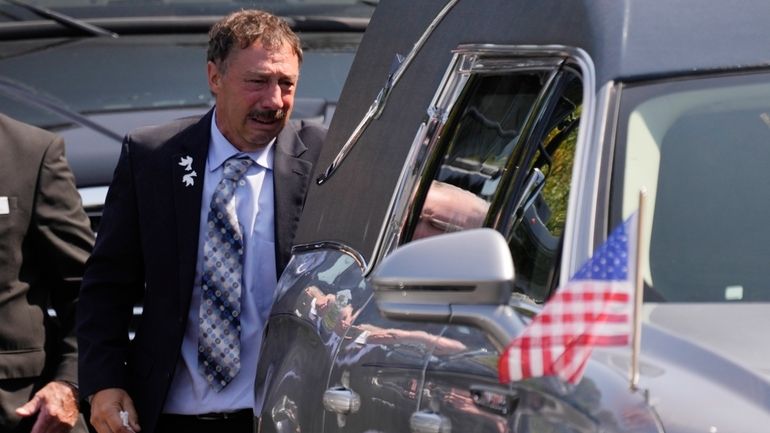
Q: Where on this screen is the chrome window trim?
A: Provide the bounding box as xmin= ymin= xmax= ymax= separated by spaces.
xmin=558 ymin=51 xmax=599 ymax=286
xmin=455 ymin=49 xmax=563 ymax=75
xmin=454 ymin=44 xmax=585 ymax=57
xmin=368 ymin=44 xmax=597 ymax=279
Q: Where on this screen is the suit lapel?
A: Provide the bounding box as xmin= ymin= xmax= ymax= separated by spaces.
xmin=168 ymin=115 xmax=310 ymax=286
xmin=171 ymin=110 xmax=212 ymax=308
xmin=273 ymin=122 xmax=313 ymax=274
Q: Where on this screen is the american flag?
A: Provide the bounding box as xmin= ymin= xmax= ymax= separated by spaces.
xmin=498 ymin=213 xmax=638 ymax=384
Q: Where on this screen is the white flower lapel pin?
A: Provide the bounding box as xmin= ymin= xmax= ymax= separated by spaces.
xmin=182 ymin=171 xmax=197 ymax=187
xmin=178 ymin=155 xmax=196 ymax=187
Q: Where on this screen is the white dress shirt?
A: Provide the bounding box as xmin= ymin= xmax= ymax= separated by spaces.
xmin=163 ymin=113 xmax=277 ymax=414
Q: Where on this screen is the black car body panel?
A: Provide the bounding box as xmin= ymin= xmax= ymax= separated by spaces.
xmin=257 ymin=1 xmax=770 ymax=432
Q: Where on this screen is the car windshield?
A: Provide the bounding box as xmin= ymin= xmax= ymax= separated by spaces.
xmin=614 ymin=71 xmax=770 ymax=303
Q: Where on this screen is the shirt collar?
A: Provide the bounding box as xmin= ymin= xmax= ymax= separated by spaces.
xmin=208 ymin=109 xmax=275 ymax=173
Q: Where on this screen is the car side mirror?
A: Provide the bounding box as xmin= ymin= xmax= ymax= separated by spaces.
xmin=371 ymin=228 xmax=525 ymax=350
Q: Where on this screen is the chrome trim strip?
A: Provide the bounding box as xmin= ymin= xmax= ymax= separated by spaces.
xmin=292 ymin=241 xmax=367 ymax=270
xmin=454 ymin=44 xmax=584 ymax=57
xmin=459 ymin=57 xmax=563 ymax=74
xmin=387 ymin=0 xmax=459 ymax=89
xmin=559 ymin=48 xmax=600 ymax=284
xmin=78 ymin=185 xmax=108 ymax=209
xmin=316 ymin=0 xmax=460 ymax=184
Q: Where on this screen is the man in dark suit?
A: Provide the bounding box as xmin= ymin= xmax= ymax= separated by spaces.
xmin=0 ymin=113 xmax=94 ymax=432
xmin=76 ymin=9 xmax=325 ymax=433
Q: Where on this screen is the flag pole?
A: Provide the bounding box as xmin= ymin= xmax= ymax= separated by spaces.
xmin=630 ymin=189 xmax=647 ymax=390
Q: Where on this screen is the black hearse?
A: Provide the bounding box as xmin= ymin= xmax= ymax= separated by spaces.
xmin=254 ymin=1 xmax=770 ymax=432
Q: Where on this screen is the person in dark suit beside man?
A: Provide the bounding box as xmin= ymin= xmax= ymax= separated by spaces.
xmin=0 ymin=113 xmax=94 ymax=433
xmin=76 ymin=9 xmax=325 ymax=433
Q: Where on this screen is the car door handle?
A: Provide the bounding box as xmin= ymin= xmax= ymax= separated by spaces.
xmin=410 ymin=411 xmax=451 ymax=433
xmin=322 ymin=386 xmax=361 ymax=415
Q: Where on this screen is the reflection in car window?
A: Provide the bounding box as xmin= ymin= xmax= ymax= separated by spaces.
xmin=507 ymin=71 xmax=582 ymax=302
xmin=286 ymin=251 xmax=367 ymax=344
xmin=406 ymin=72 xmax=549 ymax=241
xmin=616 ymin=72 xmax=770 ymax=302
xmin=401 ymin=66 xmax=584 ymax=304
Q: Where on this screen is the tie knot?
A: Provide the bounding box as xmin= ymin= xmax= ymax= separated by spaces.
xmin=223 ymin=157 xmax=254 ymax=182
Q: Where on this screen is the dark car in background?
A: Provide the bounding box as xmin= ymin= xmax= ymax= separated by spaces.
xmin=253 ymin=0 xmax=770 ymax=432
xmin=0 ymin=0 xmax=372 ymax=230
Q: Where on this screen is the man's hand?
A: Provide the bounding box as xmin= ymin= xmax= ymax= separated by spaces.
xmin=88 ymin=388 xmax=141 ymax=433
xmin=15 ymin=380 xmax=79 ymax=433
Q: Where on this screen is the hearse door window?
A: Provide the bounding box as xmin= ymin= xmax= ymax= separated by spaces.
xmin=404 ymin=70 xmax=553 ymax=242
xmin=502 ymin=68 xmax=583 ymax=303
xmin=412 ymin=64 xmax=585 ymax=430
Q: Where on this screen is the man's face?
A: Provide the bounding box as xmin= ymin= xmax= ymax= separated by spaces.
xmin=207 ymin=41 xmax=299 ymax=151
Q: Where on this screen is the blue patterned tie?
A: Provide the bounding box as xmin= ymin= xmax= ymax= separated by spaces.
xmin=199 ymin=156 xmax=253 ymax=391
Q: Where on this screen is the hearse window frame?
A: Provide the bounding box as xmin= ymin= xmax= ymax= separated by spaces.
xmin=402 ymin=67 xmax=560 ymax=242
xmin=370 ymin=45 xmax=595 ymax=304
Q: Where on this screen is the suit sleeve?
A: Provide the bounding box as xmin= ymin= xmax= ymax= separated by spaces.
xmin=34 ymin=135 xmax=95 ymax=385
xmin=76 ymin=135 xmax=145 ymax=399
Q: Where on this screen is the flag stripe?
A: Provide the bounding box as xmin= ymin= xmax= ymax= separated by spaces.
xmin=509 ymin=333 xmax=630 ymax=347
xmin=498 ymin=348 xmax=511 ymax=382
xmin=552 ymin=291 xmax=631 ymax=302
xmin=521 ymin=343 xmax=531 ymax=378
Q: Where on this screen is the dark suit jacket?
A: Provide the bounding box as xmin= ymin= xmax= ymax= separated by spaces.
xmin=0 ymin=114 xmax=94 ymax=398
xmin=77 ymin=109 xmax=325 ymax=433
